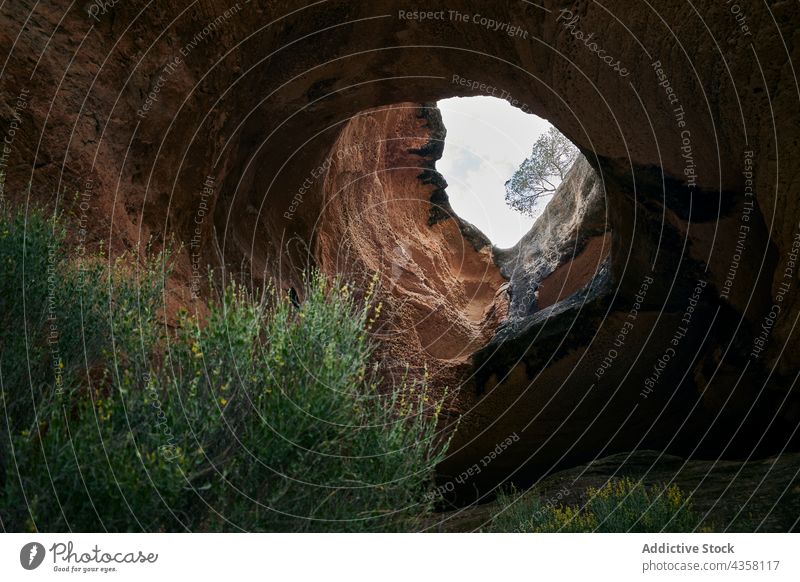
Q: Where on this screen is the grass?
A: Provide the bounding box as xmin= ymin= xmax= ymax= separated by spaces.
xmin=0 ymin=205 xmax=448 ymax=532
xmin=490 ymin=478 xmax=704 ymax=532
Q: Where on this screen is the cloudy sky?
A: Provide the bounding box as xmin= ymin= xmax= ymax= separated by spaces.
xmin=437 ymin=96 xmax=554 ymax=248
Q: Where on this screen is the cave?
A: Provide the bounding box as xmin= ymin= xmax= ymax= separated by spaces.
xmin=3 ymin=0 xmax=800 ymax=528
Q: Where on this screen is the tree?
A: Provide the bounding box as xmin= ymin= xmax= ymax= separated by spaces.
xmin=504 ymin=126 xmax=579 ymax=216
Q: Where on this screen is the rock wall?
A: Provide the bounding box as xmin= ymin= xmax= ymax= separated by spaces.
xmin=314 ymin=103 xmax=508 ymax=394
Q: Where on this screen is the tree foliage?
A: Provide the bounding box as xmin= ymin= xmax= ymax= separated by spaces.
xmin=505 ymin=126 xmax=579 ymax=216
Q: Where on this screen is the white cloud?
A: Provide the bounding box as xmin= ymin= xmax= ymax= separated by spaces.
xmin=436 ymin=96 xmax=554 ymax=248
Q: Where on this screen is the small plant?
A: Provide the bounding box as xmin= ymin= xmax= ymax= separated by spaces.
xmin=491 ymin=478 xmax=704 ymax=533
xmin=0 ymin=206 xmax=448 ymax=532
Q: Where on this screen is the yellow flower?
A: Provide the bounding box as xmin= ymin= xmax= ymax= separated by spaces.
xmin=219 ymin=397 xmax=228 ymax=406
xmin=666 ymin=484 xmax=684 ymax=506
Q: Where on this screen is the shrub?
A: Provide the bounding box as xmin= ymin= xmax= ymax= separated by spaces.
xmin=491 ymin=478 xmax=703 ymax=533
xmin=0 ymin=206 xmax=447 ymax=532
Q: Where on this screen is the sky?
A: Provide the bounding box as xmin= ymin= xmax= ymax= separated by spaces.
xmin=436 ymin=96 xmax=554 ymax=249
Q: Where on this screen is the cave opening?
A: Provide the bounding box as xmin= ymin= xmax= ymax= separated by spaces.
xmin=311 ymin=99 xmax=613 ymax=451
xmin=436 ymin=96 xmax=570 ymax=249
xmin=312 ymin=99 xmax=610 ymax=384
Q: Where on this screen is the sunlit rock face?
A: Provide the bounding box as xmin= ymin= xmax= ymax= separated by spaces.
xmin=314 ymin=103 xmax=508 ymax=398
xmin=3 ymin=0 xmax=799 ymax=494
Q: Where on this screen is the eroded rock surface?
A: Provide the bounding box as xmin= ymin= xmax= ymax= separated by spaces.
xmin=314 ymin=103 xmax=507 ymax=394
xmin=495 ymin=154 xmax=610 ymax=324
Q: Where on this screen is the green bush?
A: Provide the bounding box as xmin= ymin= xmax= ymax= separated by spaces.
xmin=0 ymin=206 xmax=447 ymax=532
xmin=490 ymin=478 xmax=703 ymax=533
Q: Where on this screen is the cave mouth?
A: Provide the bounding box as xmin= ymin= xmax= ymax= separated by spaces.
xmin=436 ymin=96 xmax=562 ymax=249
xmin=312 ymin=100 xmax=609 ymax=374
